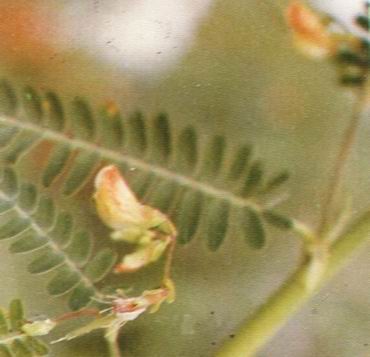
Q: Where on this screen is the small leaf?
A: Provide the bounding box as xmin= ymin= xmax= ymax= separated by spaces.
xmin=146 ymin=179 xmax=177 ymax=213
xmin=62 ymin=151 xmax=99 ymax=196
xmin=22 ymin=87 xmax=43 ymax=123
xmin=0 ymin=168 xmax=18 ymax=197
xmin=355 ymin=15 xmax=369 ymax=31
xmin=50 ymin=212 xmax=73 ymax=247
xmin=9 ymin=231 xmax=48 ymax=254
xmin=130 ymin=171 xmax=155 ymax=200
xmin=263 ymin=210 xmax=293 ymax=230
xmin=48 ymin=267 xmax=81 ymax=296
xmin=126 ymin=112 xmax=147 ymax=154
xmin=0 ymin=216 xmax=30 ymax=240
xmin=175 ymin=190 xmax=203 ymax=244
xmin=17 ymin=184 xmax=37 ymax=212
xmin=263 ymin=171 xmax=290 ymax=192
xmin=199 ymin=135 xmax=225 ymax=178
xmin=64 ymin=231 xmax=92 ymax=266
xmin=31 ymin=197 xmax=55 ymax=229
xmin=9 ymin=300 xmax=24 ymax=331
xmin=0 ymin=309 xmax=9 ymax=335
xmin=176 ymin=126 xmax=198 ymax=173
xmin=3 ymin=130 xmax=40 ymax=164
xmin=242 ymin=209 xmax=266 ymax=249
xmin=206 ymin=199 xmax=229 ymax=251
xmin=340 ymin=74 xmax=365 ymax=86
xmin=85 ymin=248 xmax=117 ymax=283
xmin=150 ymin=113 xmax=171 ymax=162
xmin=99 ymin=105 xmax=124 ymax=149
xmin=242 ymin=161 xmax=263 ymax=196
xmin=70 ymin=98 xmax=95 ymax=140
xmin=336 ymin=48 xmax=366 ymax=66
xmin=68 ymin=284 xmax=95 ymax=311
xmin=43 ymin=92 xmax=64 ymax=131
xmin=42 ymin=143 xmax=72 ymax=187
xmin=28 ymin=251 xmax=65 ymax=274
xmin=228 ymin=145 xmax=252 ymax=181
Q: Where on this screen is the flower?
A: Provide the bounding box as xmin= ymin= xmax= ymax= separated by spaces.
xmin=94 ymin=165 xmax=148 ymax=231
xmin=286 ymin=1 xmax=369 ymax=87
xmin=286 ymin=1 xmax=336 ymax=59
xmin=94 ymin=165 xmax=176 ymax=272
xmin=94 ymin=165 xmax=172 ymax=235
xmin=112 ymin=285 xmax=173 ymax=315
xmin=55 ymin=286 xmax=174 ymax=343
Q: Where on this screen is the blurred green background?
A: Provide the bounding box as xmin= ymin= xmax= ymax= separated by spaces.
xmin=0 ymin=0 xmax=370 ymax=356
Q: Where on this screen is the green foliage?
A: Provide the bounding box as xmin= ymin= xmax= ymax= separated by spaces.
xmin=0 ymin=76 xmax=296 ymax=355
xmin=0 ymin=167 xmax=117 ymax=311
xmin=0 ymin=80 xmax=291 ymax=252
xmin=0 ymin=299 xmax=48 ymax=356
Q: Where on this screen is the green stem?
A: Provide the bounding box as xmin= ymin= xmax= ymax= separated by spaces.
xmin=216 ymin=211 xmax=370 ymax=357
xmin=106 ymin=331 xmax=121 ymax=357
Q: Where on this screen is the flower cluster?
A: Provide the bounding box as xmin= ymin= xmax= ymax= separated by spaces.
xmin=286 ymin=1 xmax=369 ymax=87
xmin=76 ymin=164 xmax=177 ymax=349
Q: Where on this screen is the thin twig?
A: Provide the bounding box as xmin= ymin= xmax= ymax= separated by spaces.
xmin=54 ymin=309 xmax=100 ymax=323
xmin=318 ymin=82 xmax=369 ymax=234
xmin=163 ymin=235 xmax=177 ymax=282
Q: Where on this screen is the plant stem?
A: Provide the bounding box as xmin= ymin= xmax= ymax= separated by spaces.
xmin=217 ymin=210 xmax=370 ymax=357
xmin=217 ymin=82 xmax=369 ymax=356
xmin=106 ymin=331 xmax=121 ymax=357
xmin=163 ymin=235 xmax=176 ymax=282
xmin=54 ymin=309 xmax=100 ymax=323
xmin=319 ymin=84 xmax=369 ymax=233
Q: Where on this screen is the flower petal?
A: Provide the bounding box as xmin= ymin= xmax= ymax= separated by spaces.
xmin=94 ymin=165 xmax=145 ymax=230
xmin=114 ymin=237 xmax=171 ymax=273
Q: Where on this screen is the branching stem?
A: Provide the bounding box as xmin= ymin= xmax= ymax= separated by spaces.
xmin=217 ymin=210 xmax=370 ymax=357
xmin=217 ymin=83 xmax=369 ymax=356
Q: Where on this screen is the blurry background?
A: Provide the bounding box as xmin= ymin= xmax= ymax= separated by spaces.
xmin=0 ymin=0 xmax=370 ymax=356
